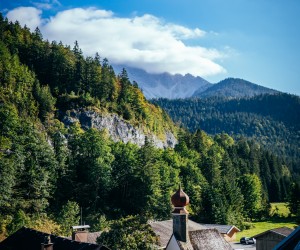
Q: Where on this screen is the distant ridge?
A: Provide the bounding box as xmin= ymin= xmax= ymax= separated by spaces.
xmin=113 ymin=65 xmax=211 ymax=99
xmin=152 ymin=92 xmax=300 ymax=176
xmin=114 ymin=65 xmax=279 ymax=99
xmin=193 ymin=78 xmax=279 ymax=98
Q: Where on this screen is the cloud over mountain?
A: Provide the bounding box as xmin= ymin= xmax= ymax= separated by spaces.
xmin=6 ymin=6 xmax=227 ymax=77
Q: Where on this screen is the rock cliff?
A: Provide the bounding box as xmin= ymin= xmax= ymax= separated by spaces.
xmin=62 ymin=109 xmax=177 ymax=148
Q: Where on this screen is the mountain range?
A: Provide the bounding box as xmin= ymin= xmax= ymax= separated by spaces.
xmin=113 ymin=65 xmax=279 ymax=99
xmin=113 ymin=65 xmax=211 ymax=99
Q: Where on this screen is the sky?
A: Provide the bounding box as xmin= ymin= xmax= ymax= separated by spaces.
xmin=1 ymin=0 xmax=300 ymax=95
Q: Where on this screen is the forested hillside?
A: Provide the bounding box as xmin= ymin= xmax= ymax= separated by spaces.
xmin=193 ymin=78 xmax=278 ymax=98
xmin=152 ymin=95 xmax=300 ymax=175
xmin=0 ymin=14 xmax=298 ymax=247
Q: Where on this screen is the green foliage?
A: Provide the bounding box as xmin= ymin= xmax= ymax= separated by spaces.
xmin=0 ymin=214 xmax=13 ymax=241
xmin=109 ymin=142 xmax=140 ymax=215
xmin=97 ymin=215 xmax=158 ymax=250
xmin=30 ymin=214 xmax=61 ymax=235
xmin=270 ymin=203 xmax=291 ymax=218
xmin=89 ymin=214 xmax=110 ymax=232
xmin=1 ymin=210 xmax=60 ymax=236
xmin=179 ymin=154 xmax=205 ymax=216
xmin=58 ymin=201 xmax=80 ymax=236
xmin=0 ymin=41 xmax=38 ymax=118
xmin=153 ymin=95 xmax=300 ymax=177
xmin=238 ymin=174 xmax=264 ymax=219
xmin=0 ymin=104 xmax=21 ymax=213
xmin=0 ymin=155 xmax=16 ymax=210
xmin=136 ymin=140 xmax=169 ymax=218
xmin=6 ymin=210 xmax=31 ymax=235
xmin=15 ymin=126 xmax=58 ymax=213
xmin=157 ymin=95 xmax=295 ymax=203
xmin=110 ymin=140 xmax=178 ymax=219
xmin=67 ymin=128 xmax=114 ymax=214
xmin=288 ymin=181 xmax=300 ymax=222
xmin=236 ymin=217 xmax=298 ymax=241
xmin=33 ymin=81 xmax=56 ymax=120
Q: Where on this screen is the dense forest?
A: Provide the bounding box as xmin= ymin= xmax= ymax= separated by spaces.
xmin=0 ymin=14 xmax=299 ymax=249
xmin=152 ymin=96 xmax=300 ymax=175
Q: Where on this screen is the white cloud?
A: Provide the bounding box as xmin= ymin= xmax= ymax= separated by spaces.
xmin=33 ymin=0 xmax=61 ymax=10
xmin=6 ymin=7 xmax=43 ymax=31
xmin=6 ymin=7 xmax=227 ymax=77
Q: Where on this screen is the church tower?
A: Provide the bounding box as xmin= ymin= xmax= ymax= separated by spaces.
xmin=171 ymin=185 xmax=190 ymax=242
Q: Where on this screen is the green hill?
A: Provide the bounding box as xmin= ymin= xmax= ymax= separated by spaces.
xmin=193 ymin=78 xmax=278 ymax=98
xmin=152 ymin=95 xmax=300 ymax=175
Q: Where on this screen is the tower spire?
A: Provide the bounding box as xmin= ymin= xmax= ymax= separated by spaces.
xmin=171 ymin=185 xmax=189 ymax=213
xmin=171 ymin=185 xmax=190 ymax=242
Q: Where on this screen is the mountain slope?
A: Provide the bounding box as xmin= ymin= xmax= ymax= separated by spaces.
xmin=0 ymin=25 xmax=178 ymax=144
xmin=113 ymin=65 xmax=211 ymax=99
xmin=193 ymin=78 xmax=279 ymax=98
xmin=153 ymin=94 xmax=300 ymax=173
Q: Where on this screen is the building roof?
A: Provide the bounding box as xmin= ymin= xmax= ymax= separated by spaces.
xmin=168 ymin=229 xmax=233 ymax=250
xmin=66 ymin=231 xmax=102 ymax=245
xmin=271 ymin=227 xmax=295 ymax=237
xmin=253 ymin=226 xmax=294 ymax=239
xmin=273 ymin=226 xmax=300 ymax=250
xmin=188 ymin=229 xmax=233 ymax=250
xmin=0 ymin=227 xmax=110 ymax=250
xmin=202 ymin=224 xmax=240 ymax=235
xmin=149 ymin=219 xmax=207 ymax=248
xmin=87 ymin=232 xmax=102 ymax=244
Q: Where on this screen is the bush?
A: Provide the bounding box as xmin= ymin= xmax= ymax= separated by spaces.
xmin=240 ymin=222 xmax=255 ymax=230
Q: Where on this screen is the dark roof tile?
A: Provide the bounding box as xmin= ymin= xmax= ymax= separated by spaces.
xmin=0 ymin=227 xmax=109 ymax=250
xmin=202 ymin=224 xmax=240 ymax=234
xmin=149 ymin=219 xmax=206 ymax=247
xmin=87 ymin=232 xmax=102 ymax=244
xmin=254 ymin=226 xmax=294 ymax=238
xmin=188 ymin=229 xmax=233 ymax=250
xmin=273 ymin=226 xmax=300 ymax=250
xmin=271 ymin=227 xmax=294 ymax=237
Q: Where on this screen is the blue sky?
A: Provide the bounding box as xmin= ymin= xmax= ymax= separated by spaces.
xmin=1 ymin=0 xmax=300 ymax=95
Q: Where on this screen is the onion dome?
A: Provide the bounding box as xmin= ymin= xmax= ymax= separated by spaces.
xmin=171 ymin=185 xmax=190 ymax=208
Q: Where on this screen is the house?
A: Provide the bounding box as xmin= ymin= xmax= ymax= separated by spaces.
xmin=70 ymin=225 xmax=102 ymax=244
xmin=149 ymin=220 xmax=240 ymax=247
xmin=149 ymin=219 xmax=207 ymax=248
xmin=0 ymin=226 xmax=110 ymax=250
xmin=158 ymin=186 xmax=233 ymax=250
xmin=86 ymin=231 xmax=102 ymax=244
xmin=202 ymin=224 xmax=240 ymax=242
xmin=273 ymin=226 xmax=300 ymax=250
xmin=253 ymin=226 xmax=294 ymax=250
xmin=167 ymin=228 xmax=233 ymax=250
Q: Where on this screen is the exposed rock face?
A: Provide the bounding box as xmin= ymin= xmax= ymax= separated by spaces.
xmin=62 ymin=109 xmax=177 ymax=148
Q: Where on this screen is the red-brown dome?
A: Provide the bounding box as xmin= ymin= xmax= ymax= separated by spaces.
xmin=171 ymin=185 xmax=190 ymax=207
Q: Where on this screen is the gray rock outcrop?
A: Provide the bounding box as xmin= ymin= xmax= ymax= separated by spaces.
xmin=62 ymin=109 xmax=177 ymax=148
